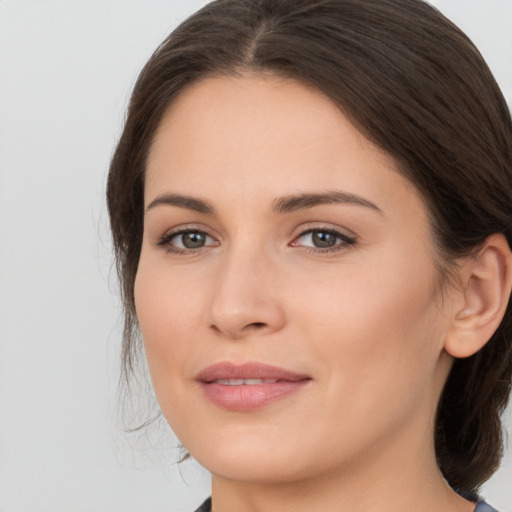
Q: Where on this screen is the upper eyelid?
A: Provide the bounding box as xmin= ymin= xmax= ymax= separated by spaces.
xmin=297 ymin=226 xmax=348 ymax=235
xmin=157 ymin=223 xmax=218 ymax=238
xmin=156 ymin=229 xmax=219 ymax=254
xmin=292 ymin=222 xmax=357 ymax=239
xmin=154 ymin=225 xmax=217 ymax=248
xmin=292 ymin=228 xmax=356 ymax=244
xmin=153 ymin=222 xmax=357 ymax=245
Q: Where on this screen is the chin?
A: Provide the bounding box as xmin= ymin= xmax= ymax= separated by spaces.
xmin=200 ymin=453 xmax=310 ymax=484
xmin=185 ymin=433 xmax=317 ymax=484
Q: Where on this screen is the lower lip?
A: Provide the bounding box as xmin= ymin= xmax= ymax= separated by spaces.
xmin=200 ymin=380 xmax=310 ymax=411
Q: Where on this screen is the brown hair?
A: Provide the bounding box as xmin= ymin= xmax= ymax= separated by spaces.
xmin=107 ymin=0 xmax=512 ymax=496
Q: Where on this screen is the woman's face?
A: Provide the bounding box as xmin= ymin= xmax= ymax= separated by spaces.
xmin=135 ymin=75 xmax=456 ymax=484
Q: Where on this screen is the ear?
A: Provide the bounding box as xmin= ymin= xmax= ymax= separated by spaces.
xmin=444 ymin=234 xmax=512 ymax=359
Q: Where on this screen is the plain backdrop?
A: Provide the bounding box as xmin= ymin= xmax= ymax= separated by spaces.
xmin=0 ymin=1 xmax=511 ymax=511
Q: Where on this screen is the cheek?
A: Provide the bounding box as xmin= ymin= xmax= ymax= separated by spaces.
xmin=133 ymin=255 xmax=203 ymax=392
xmin=293 ymin=245 xmax=446 ymax=412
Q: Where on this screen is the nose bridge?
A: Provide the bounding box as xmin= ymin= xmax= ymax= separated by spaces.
xmin=208 ymin=237 xmax=285 ymax=338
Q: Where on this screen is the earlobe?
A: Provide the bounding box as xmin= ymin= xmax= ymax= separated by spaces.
xmin=444 ymin=234 xmax=512 ymax=359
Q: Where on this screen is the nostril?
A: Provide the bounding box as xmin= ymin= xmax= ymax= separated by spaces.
xmin=246 ymin=322 xmax=267 ymax=330
xmin=209 ymin=322 xmax=267 ymax=334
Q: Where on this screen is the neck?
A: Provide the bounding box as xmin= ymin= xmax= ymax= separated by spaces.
xmin=210 ymin=421 xmax=475 ymax=512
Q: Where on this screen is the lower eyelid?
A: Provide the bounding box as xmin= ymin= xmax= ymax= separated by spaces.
xmin=292 ymin=228 xmax=356 ymax=245
xmin=175 ymin=232 xmax=215 ymax=246
xmin=154 ymin=226 xmax=355 ymax=253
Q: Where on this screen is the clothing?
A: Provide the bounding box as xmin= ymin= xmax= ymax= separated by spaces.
xmin=475 ymin=502 xmax=500 ymax=512
xmin=193 ymin=497 xmax=500 ymax=512
xmin=195 ymin=497 xmax=211 ymax=512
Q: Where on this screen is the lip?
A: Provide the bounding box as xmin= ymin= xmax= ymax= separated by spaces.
xmin=196 ymin=362 xmax=311 ymax=411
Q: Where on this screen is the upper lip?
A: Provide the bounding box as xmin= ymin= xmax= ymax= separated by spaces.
xmin=196 ymin=361 xmax=311 ymax=383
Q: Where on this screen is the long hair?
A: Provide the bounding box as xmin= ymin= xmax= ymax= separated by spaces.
xmin=107 ymin=0 xmax=512 ymax=494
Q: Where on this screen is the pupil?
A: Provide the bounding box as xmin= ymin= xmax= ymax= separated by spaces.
xmin=312 ymin=231 xmax=336 ymax=248
xmin=183 ymin=232 xmax=205 ymax=248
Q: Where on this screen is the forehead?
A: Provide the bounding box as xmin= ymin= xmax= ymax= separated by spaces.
xmin=147 ymin=74 xmax=361 ymax=179
xmin=145 ymin=74 xmax=422 ymax=220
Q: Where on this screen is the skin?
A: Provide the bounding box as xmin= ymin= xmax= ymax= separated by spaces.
xmin=135 ymin=75 xmax=478 ymax=512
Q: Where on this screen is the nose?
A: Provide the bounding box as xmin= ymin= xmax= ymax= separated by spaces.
xmin=208 ymin=246 xmax=286 ymax=340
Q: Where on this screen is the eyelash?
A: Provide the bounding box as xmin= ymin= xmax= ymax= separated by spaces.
xmin=291 ymin=227 xmax=357 ymax=254
xmin=156 ymin=227 xmax=357 ymax=255
xmin=156 ymin=229 xmax=218 ymax=254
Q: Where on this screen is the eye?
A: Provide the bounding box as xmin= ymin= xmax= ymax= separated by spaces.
xmin=291 ymin=228 xmax=356 ymax=252
xmin=157 ymin=229 xmax=218 ymax=252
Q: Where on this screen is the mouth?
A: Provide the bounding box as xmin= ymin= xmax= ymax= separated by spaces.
xmin=196 ymin=362 xmax=311 ymax=411
xmin=210 ymin=378 xmax=279 ymax=385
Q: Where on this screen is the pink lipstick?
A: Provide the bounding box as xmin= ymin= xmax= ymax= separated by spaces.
xmin=196 ymin=362 xmax=311 ymax=411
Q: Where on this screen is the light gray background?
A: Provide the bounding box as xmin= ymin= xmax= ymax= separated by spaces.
xmin=0 ymin=1 xmax=511 ymax=511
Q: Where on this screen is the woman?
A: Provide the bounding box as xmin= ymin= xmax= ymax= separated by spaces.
xmin=107 ymin=0 xmax=512 ymax=510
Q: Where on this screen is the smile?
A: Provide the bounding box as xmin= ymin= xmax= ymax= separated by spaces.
xmin=196 ymin=362 xmax=311 ymax=411
xmin=213 ymin=379 xmax=279 ymax=385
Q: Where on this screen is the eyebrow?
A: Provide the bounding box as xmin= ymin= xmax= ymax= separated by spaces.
xmin=146 ymin=194 xmax=215 ymax=214
xmin=272 ymin=191 xmax=383 ymax=215
xmin=145 ymin=190 xmax=383 ymax=216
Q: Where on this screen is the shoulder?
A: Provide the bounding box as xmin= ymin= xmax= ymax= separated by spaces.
xmin=194 ymin=497 xmax=212 ymax=512
xmin=475 ymin=500 xmax=501 ymax=512
xmin=194 ymin=498 xmax=502 ymax=512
